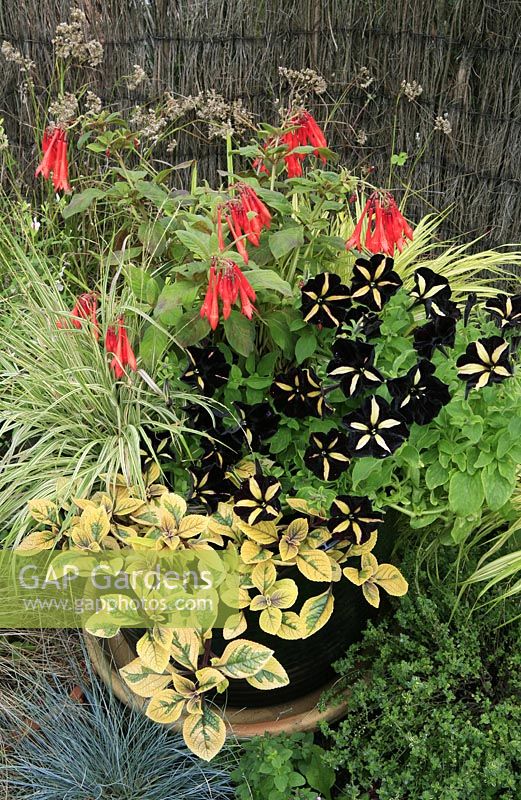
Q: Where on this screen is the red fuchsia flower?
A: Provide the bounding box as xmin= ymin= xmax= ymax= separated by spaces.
xmin=200 ymin=258 xmax=257 ymax=330
xmin=217 ymin=184 xmax=271 ymax=264
xmin=346 ymin=191 xmax=414 ymax=256
xmin=252 ymin=111 xmax=327 ymax=178
xmin=282 ymin=110 xmax=327 ymax=178
xmin=35 ymin=128 xmax=71 ymax=193
xmin=199 ymin=263 xmax=221 ymax=331
xmin=105 ymin=325 xmax=117 ymax=354
xmin=107 ymin=317 xmax=138 ymax=379
xmin=57 ymin=292 xmax=99 ymax=339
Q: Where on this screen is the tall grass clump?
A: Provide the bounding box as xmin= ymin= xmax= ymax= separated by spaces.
xmin=0 ymin=221 xmax=211 ymax=543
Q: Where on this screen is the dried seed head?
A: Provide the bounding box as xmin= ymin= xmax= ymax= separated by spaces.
xmin=84 ymin=91 xmax=102 ymax=115
xmin=125 ymin=64 xmax=148 ymax=90
xmin=1 ymin=40 xmax=36 ymax=75
xmin=48 ymin=93 xmax=79 ymax=126
xmin=356 ymin=67 xmax=374 ymax=90
xmin=53 ymin=8 xmax=103 ymax=67
xmin=278 ymin=66 xmax=327 ymax=103
xmin=0 ymin=118 xmax=8 ymax=152
xmin=434 ymin=113 xmax=452 ymax=135
xmin=355 ymin=128 xmax=368 ymax=145
xmin=401 ymin=80 xmax=423 ymax=102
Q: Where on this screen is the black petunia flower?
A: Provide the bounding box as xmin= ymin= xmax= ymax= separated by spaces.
xmin=413 ymin=315 xmax=457 ymax=359
xmin=233 ymin=471 xmax=282 ymax=525
xmin=456 ymin=336 xmax=513 ymax=395
xmin=327 ymin=338 xmax=384 ymax=398
xmin=189 ymin=465 xmax=233 ymax=511
xmin=300 ymin=272 xmax=351 ymax=327
xmin=350 ymin=254 xmax=403 ymax=311
xmin=304 ymin=429 xmax=351 ymax=481
xmin=270 ymin=368 xmax=330 ymax=418
xmin=234 ymin=402 xmax=280 ymax=449
xmin=180 ymin=346 xmax=230 ymax=395
xmin=343 ymin=395 xmax=408 ymax=458
xmin=425 ymin=298 xmax=461 ymax=321
xmin=200 ymin=426 xmax=245 ymax=470
xmin=340 ymin=306 xmax=382 ymax=340
xmin=327 ymin=495 xmax=384 ymax=544
xmin=484 ymin=294 xmax=521 ymax=330
xmin=411 ymin=267 xmax=451 ymax=305
xmin=387 ymin=360 xmax=451 ymax=425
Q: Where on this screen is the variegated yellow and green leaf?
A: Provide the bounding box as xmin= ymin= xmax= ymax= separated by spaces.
xmin=246 ymin=656 xmax=289 ymax=690
xmin=259 ymin=605 xmax=283 ymax=635
xmin=300 ymin=589 xmax=334 ymax=638
xmin=251 ymin=560 xmax=277 ymax=594
xmin=182 ymin=705 xmax=226 ymax=761
xmin=119 ymin=657 xmax=173 ymax=698
xmin=146 ymin=689 xmax=185 ymax=724
xmin=211 ymin=638 xmax=273 ymax=679
xmin=296 ymin=548 xmax=332 ymax=582
xmin=27 ymin=499 xmax=59 ymax=525
xmin=222 ymin=610 xmax=248 ymax=640
xmin=136 ymin=631 xmax=171 ymax=673
xmin=268 ymin=578 xmax=298 ymax=609
xmin=16 ymin=528 xmax=60 ymax=554
xmin=195 ymin=667 xmax=229 ymax=693
xmin=278 ymin=611 xmax=303 ymax=640
xmin=170 ymin=628 xmax=201 ymax=671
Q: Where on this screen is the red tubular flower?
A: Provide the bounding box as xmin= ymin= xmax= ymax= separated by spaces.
xmin=35 ymin=129 xmax=60 ymax=181
xmin=234 ymin=264 xmax=256 ymax=320
xmin=36 ymin=128 xmax=71 ymax=192
xmin=281 ymin=111 xmax=327 ymax=177
xmin=345 ymin=191 xmax=414 ymax=256
xmin=57 ymin=292 xmax=99 ymax=338
xmin=220 ymin=184 xmax=271 ymax=263
xmin=200 ymin=258 xmax=256 ymax=329
xmin=200 ymin=263 xmax=221 ymax=330
xmin=52 ymin=131 xmax=71 ymax=193
xmin=105 ymin=325 xmax=117 ymax=353
xmin=109 ymin=317 xmax=138 ymax=379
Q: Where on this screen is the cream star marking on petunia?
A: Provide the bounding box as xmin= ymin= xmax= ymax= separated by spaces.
xmin=350 ymin=397 xmax=403 ymax=453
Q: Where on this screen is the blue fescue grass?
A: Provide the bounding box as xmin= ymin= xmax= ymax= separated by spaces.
xmin=0 ymin=640 xmax=236 ymax=800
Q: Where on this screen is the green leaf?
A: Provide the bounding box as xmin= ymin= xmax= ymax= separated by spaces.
xmin=126 ymin=265 xmax=160 ymax=305
xmin=265 ymin=311 xmax=295 ymax=357
xmin=295 ymin=329 xmax=317 ymax=364
xmin=134 ymin=179 xmax=170 ymax=208
xmin=154 ymin=282 xmax=198 ymax=325
xmin=174 ymin=312 xmax=210 ymax=347
xmin=390 ymin=151 xmax=408 ymax=166
xmin=482 ymin=464 xmax=515 ymax=511
xmin=62 ymin=188 xmax=105 ymax=219
xmin=139 ymin=325 xmax=170 ymax=369
xmin=268 ymin=226 xmax=304 ymax=260
xmin=175 ymin=229 xmax=212 ymax=261
xmin=224 ymin=311 xmax=255 ymax=357
xmin=137 ymin=221 xmax=169 ymax=257
xmin=448 ymin=470 xmax=484 ymax=516
xmin=425 ymin=461 xmax=447 ymax=490
xmin=243 ymin=269 xmax=293 ymax=297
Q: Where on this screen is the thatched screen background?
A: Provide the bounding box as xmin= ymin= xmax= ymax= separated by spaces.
xmin=1 ymin=0 xmax=521 ymax=247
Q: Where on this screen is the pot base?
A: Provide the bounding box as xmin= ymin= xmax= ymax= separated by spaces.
xmin=85 ymin=632 xmax=349 ymax=738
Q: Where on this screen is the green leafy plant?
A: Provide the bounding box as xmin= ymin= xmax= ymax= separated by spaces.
xmin=321 ymin=564 xmax=521 ymax=800
xmin=232 ymin=732 xmax=335 ymax=800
